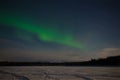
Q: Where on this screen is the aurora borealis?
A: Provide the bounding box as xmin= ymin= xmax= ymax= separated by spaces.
xmin=0 ymin=0 xmax=120 ymax=62
xmin=0 ymin=13 xmax=84 ymax=49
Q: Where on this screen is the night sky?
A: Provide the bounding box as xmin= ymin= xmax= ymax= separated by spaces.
xmin=0 ymin=0 xmax=120 ymax=62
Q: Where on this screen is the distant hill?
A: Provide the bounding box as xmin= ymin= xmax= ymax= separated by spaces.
xmin=0 ymin=55 xmax=120 ymax=66
xmin=69 ymin=55 xmax=120 ymax=66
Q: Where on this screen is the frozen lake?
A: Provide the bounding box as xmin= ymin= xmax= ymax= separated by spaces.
xmin=0 ymin=66 xmax=120 ymax=80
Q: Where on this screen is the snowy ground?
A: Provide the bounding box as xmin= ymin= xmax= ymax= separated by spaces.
xmin=0 ymin=66 xmax=120 ymax=80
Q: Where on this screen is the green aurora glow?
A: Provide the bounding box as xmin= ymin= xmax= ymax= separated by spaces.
xmin=0 ymin=13 xmax=84 ymax=49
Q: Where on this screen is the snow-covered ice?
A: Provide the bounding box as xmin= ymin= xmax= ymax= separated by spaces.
xmin=0 ymin=66 xmax=120 ymax=80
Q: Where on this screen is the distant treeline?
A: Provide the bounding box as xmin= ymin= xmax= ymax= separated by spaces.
xmin=0 ymin=55 xmax=120 ymax=66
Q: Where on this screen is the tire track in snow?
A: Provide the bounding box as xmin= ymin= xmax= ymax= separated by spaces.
xmin=42 ymin=72 xmax=94 ymax=80
xmin=0 ymin=70 xmax=29 ymax=80
xmin=0 ymin=70 xmax=94 ymax=80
